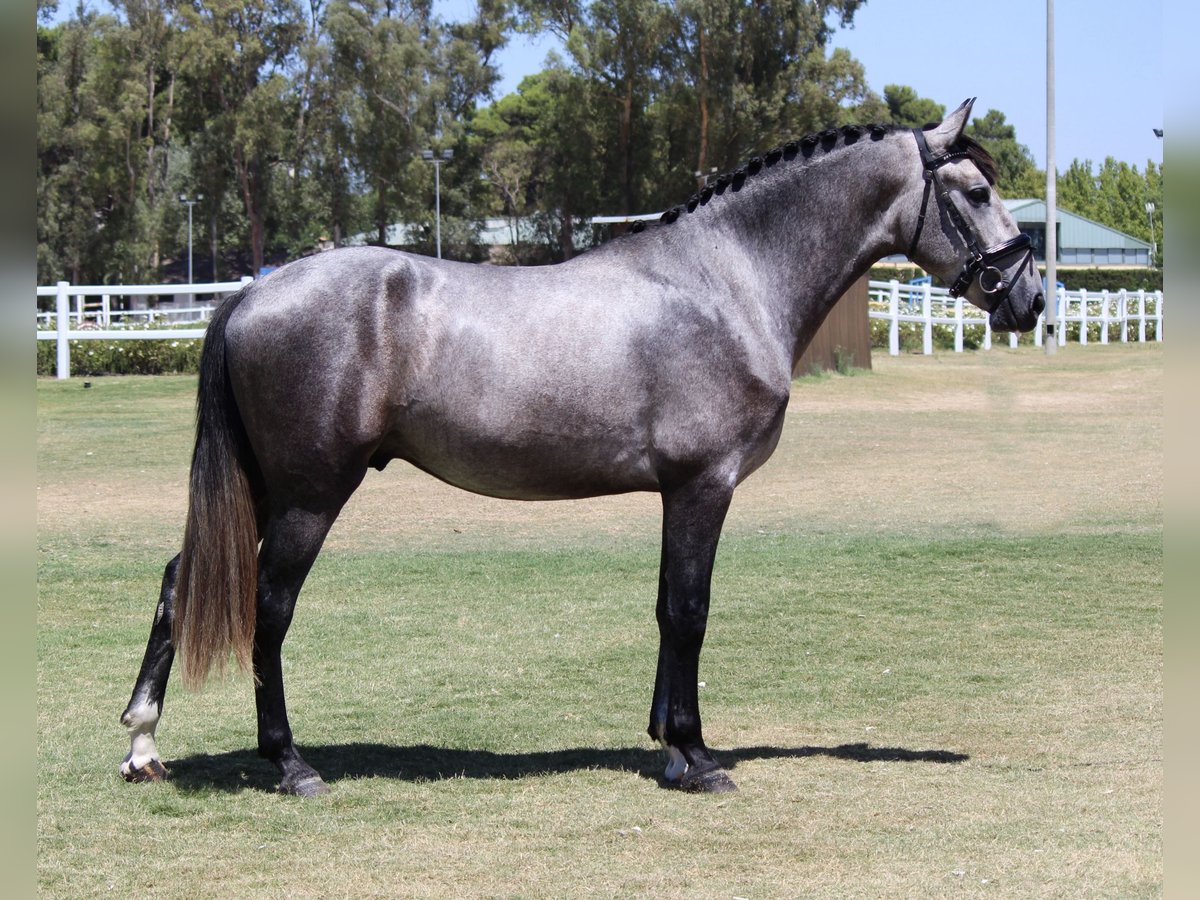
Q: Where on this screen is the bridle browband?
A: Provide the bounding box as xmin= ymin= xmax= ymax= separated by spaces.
xmin=906 ymin=127 xmax=1034 ymax=301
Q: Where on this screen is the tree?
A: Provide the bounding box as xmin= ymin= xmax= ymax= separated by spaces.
xmin=655 ymin=0 xmax=875 ymax=207
xmin=42 ymin=0 xmax=1162 ymax=281
xmin=520 ymin=0 xmax=669 ymax=215
xmin=1059 ymin=156 xmax=1164 ymax=266
xmin=882 ymin=84 xmax=943 ymax=127
xmin=175 ymin=0 xmax=305 ymax=276
xmin=326 ymin=0 xmax=442 ymax=246
xmin=37 ymin=6 xmax=132 ymax=284
xmin=966 ymin=108 xmax=1043 ymax=199
xmin=473 ymin=65 xmax=602 ymax=260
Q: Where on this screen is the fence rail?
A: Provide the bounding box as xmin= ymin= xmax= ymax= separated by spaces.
xmin=36 ymin=278 xmax=252 ymax=379
xmin=37 ymin=276 xmax=1164 ymax=379
xmin=868 ymin=280 xmax=1164 ymax=356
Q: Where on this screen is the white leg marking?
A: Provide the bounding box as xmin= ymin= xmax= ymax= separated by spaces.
xmin=120 ymin=698 xmax=162 ymax=776
xmin=660 ymin=741 xmax=689 ymax=783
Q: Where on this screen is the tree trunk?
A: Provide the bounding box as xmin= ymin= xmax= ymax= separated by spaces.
xmin=210 ymin=213 xmax=219 ymax=282
xmin=234 ymin=146 xmax=265 ymax=275
xmin=559 ymin=191 xmax=574 ymax=261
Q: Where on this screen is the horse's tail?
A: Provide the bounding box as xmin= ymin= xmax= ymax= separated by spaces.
xmin=172 ymin=287 xmax=259 ymax=690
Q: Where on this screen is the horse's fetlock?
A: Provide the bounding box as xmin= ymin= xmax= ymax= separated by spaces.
xmin=120 ymin=697 xmax=159 ymax=732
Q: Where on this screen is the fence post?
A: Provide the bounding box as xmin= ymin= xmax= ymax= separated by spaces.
xmin=888 ymin=280 xmax=899 ymax=356
xmin=954 ymin=296 xmax=963 ymax=353
xmin=921 ymin=282 xmax=933 ymax=355
xmin=1057 ymin=287 xmax=1067 ymax=345
xmin=1137 ymin=289 xmax=1146 ymax=343
xmin=101 ymin=293 xmax=111 ymax=327
xmin=983 ymin=311 xmax=992 ymax=350
xmin=1119 ymin=289 xmax=1128 ymax=342
xmin=1155 ymin=290 xmax=1163 ymax=341
xmin=1078 ymin=288 xmax=1088 ymax=345
xmin=1099 ymin=289 xmax=1110 ymax=344
xmin=1034 ymin=308 xmax=1044 ymax=347
xmin=55 ymin=281 xmax=71 ymax=380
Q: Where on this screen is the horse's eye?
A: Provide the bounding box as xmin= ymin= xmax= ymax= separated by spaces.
xmin=967 ymin=186 xmax=990 ymax=204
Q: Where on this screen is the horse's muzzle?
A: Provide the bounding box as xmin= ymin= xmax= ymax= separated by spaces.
xmin=991 ymin=290 xmax=1044 ymax=333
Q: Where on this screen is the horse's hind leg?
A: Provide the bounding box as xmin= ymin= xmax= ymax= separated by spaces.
xmin=647 ymin=473 xmax=738 ymax=793
xmin=119 ymin=555 xmax=180 ymax=782
xmin=252 ymin=502 xmax=347 ymax=796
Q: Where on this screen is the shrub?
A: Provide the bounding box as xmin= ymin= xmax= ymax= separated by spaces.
xmin=37 ymin=326 xmax=204 ymax=377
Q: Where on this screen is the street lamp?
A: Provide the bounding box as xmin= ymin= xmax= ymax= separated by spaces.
xmin=179 ymin=193 xmax=203 ymax=285
xmin=1146 ymin=201 xmax=1156 ymax=268
xmin=420 ymin=149 xmax=454 ymax=259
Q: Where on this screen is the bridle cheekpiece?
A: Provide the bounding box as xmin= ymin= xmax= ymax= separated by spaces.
xmin=906 ymin=127 xmax=1034 ymax=302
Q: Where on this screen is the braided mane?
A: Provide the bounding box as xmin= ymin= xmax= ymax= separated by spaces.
xmin=631 ymin=123 xmax=898 ymax=234
xmin=624 ymin=122 xmax=997 ymax=235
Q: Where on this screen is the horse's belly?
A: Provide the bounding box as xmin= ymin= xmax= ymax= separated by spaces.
xmin=382 ymin=413 xmax=659 ymax=501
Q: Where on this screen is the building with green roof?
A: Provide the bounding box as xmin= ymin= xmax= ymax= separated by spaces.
xmin=1003 ymin=199 xmax=1151 ymax=267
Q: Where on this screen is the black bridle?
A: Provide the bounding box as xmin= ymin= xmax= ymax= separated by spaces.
xmin=907 ymin=127 xmax=1035 ymax=301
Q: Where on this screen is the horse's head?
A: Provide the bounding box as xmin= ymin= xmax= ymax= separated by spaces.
xmin=901 ymin=98 xmax=1045 ymax=332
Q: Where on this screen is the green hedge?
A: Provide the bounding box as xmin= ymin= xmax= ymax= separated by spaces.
xmin=868 ymin=264 xmax=1162 ymax=293
xmin=1050 ymin=268 xmax=1162 ymax=293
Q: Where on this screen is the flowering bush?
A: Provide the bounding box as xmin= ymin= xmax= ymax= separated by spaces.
xmin=868 ymin=295 xmax=1161 ymax=352
xmin=37 ymin=325 xmax=203 ymax=376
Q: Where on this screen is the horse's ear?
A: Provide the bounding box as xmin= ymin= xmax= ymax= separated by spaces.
xmin=926 ymin=97 xmax=975 ymax=152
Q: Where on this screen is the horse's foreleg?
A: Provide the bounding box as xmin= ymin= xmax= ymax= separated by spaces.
xmin=647 ymin=474 xmax=737 ymax=793
xmin=119 ymin=555 xmax=179 ymax=782
xmin=253 ymin=505 xmax=342 ymax=797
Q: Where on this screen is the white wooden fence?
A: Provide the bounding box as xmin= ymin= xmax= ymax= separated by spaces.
xmin=37 ymin=276 xmax=1164 ymax=379
xmin=36 ymin=278 xmax=252 ymax=379
xmin=869 ymin=280 xmax=1164 ymax=356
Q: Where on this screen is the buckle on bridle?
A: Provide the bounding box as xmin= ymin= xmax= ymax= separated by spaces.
xmin=978 ymin=266 xmax=1006 ymax=295
xmin=947 ymin=234 xmax=1033 ymax=300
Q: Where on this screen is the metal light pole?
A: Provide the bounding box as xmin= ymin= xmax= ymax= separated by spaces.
xmin=420 ymin=149 xmax=454 ymax=259
xmin=1044 ymin=0 xmax=1057 ymax=355
xmin=179 ymin=193 xmax=203 ymax=284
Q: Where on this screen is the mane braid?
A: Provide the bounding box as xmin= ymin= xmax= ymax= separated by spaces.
xmin=653 ymin=122 xmax=899 ymax=229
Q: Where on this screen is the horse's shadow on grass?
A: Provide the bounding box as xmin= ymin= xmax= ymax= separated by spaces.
xmin=166 ymin=742 xmax=969 ymax=794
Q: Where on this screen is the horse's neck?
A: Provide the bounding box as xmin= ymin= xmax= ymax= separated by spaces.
xmin=701 ymin=137 xmax=908 ymax=365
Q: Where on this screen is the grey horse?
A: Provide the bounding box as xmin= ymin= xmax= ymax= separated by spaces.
xmin=120 ymin=99 xmax=1045 ymax=795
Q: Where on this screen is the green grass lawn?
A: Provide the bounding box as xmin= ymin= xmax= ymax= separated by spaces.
xmin=37 ymin=345 xmax=1162 ymax=898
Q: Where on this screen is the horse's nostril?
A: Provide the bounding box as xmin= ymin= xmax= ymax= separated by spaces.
xmin=1032 ymin=292 xmax=1045 ymax=315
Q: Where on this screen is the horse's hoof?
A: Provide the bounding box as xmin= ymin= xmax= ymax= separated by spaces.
xmin=120 ymin=758 xmax=168 ymax=783
xmin=681 ymin=766 xmax=738 ymax=794
xmin=279 ymin=775 xmax=331 ymax=797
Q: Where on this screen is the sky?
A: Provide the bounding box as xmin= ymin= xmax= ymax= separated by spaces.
xmin=451 ymin=0 xmax=1165 ymax=172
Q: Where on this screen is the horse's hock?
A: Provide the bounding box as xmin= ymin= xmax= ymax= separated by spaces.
xmin=794 ymin=276 xmax=872 ymax=375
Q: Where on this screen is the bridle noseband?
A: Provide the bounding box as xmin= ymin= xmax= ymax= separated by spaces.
xmin=906 ymin=127 xmax=1034 ymax=302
